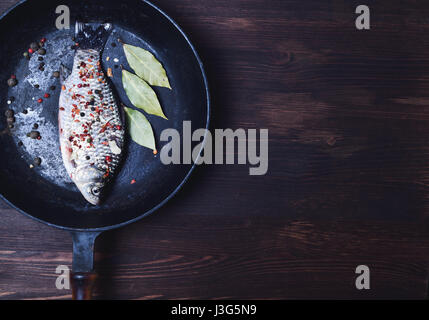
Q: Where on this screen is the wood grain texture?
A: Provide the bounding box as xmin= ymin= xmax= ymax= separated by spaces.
xmin=2 ymin=0 xmax=429 ymax=299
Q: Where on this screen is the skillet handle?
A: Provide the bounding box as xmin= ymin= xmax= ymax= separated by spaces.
xmin=70 ymin=231 xmax=101 ymax=300
xmin=71 ymin=272 xmax=97 ymax=300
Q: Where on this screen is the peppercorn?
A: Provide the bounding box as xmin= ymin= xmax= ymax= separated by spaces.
xmin=8 ymin=124 xmax=14 ymax=129
xmin=23 ymin=52 xmax=29 ymax=59
xmin=33 ymin=123 xmax=39 ymax=129
xmin=50 ymin=85 xmax=56 ymax=91
xmin=39 ymin=66 xmax=45 ymax=72
xmin=44 ymin=93 xmax=50 ymax=98
xmin=34 ymin=84 xmax=39 ymax=89
xmin=30 ymin=42 xmax=39 ymax=51
xmin=4 ymin=109 xmax=14 ymax=118
xmin=18 ymin=141 xmax=23 ymax=146
xmin=38 ymin=56 xmax=43 ymax=61
xmin=29 ymin=131 xmax=40 ymax=139
xmin=33 ymin=157 xmax=42 ymax=166
xmin=86 ymin=156 xmax=90 ymax=160
xmin=37 ymin=98 xmax=43 ymax=103
xmin=53 ymin=71 xmax=60 ymax=78
xmin=7 ymin=78 xmax=17 ymax=87
xmin=22 ymin=109 xmax=28 ymax=115
xmin=39 ymin=62 xmax=45 ymax=68
xmin=80 ymin=112 xmax=85 ymax=117
xmin=38 ymin=41 xmax=44 ymax=48
xmin=38 ymin=48 xmax=46 ymax=55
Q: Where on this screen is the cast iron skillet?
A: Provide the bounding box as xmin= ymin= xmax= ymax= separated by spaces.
xmin=0 ymin=0 xmax=210 ymax=299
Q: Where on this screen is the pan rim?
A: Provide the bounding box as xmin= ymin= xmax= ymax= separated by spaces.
xmin=0 ymin=0 xmax=211 ymax=232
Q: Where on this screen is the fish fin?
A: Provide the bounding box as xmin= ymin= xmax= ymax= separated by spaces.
xmin=59 ymin=64 xmax=71 ymax=83
xmin=75 ymin=21 xmax=113 ymax=51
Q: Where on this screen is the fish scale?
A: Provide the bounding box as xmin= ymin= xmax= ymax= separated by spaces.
xmin=58 ymin=22 xmax=124 ymax=205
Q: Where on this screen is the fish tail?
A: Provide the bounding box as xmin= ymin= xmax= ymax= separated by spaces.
xmin=75 ymin=21 xmax=113 ymax=51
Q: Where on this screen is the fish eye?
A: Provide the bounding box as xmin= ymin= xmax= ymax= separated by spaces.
xmin=92 ymin=187 xmax=100 ymax=195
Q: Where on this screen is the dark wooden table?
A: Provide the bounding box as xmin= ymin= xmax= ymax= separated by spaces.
xmin=2 ymin=0 xmax=429 ymax=299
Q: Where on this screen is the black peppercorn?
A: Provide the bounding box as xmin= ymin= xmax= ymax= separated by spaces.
xmin=34 ymin=157 xmax=42 ymax=166
xmin=30 ymin=42 xmax=39 ymax=51
xmin=29 ymin=131 xmax=40 ymax=139
xmin=4 ymin=109 xmax=14 ymax=118
xmin=7 ymin=78 xmax=17 ymax=87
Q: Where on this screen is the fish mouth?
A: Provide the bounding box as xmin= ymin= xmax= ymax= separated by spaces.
xmin=73 ymin=165 xmax=105 ymax=205
xmin=83 ymin=193 xmax=101 ymax=206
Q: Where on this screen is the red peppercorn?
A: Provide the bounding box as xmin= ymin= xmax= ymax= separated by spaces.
xmin=116 ymin=125 xmax=122 ymax=130
xmin=41 ymin=38 xmax=47 ymax=43
xmin=105 ymin=156 xmax=112 ymax=163
xmin=77 ymin=84 xmax=82 ymax=88
xmin=131 ymin=179 xmax=136 ymax=185
xmin=37 ymin=98 xmax=43 ymax=103
xmin=44 ymin=93 xmax=50 ymax=98
xmin=10 ymin=74 xmax=16 ymax=79
xmin=28 ymin=48 xmax=34 ymax=54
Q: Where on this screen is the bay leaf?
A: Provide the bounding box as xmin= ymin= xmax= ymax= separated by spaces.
xmin=124 ymin=106 xmax=156 ymax=151
xmin=122 ymin=69 xmax=167 ymax=119
xmin=123 ymin=43 xmax=172 ymax=89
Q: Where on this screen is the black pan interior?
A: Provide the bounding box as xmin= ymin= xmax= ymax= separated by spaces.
xmin=0 ymin=0 xmax=209 ymax=230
